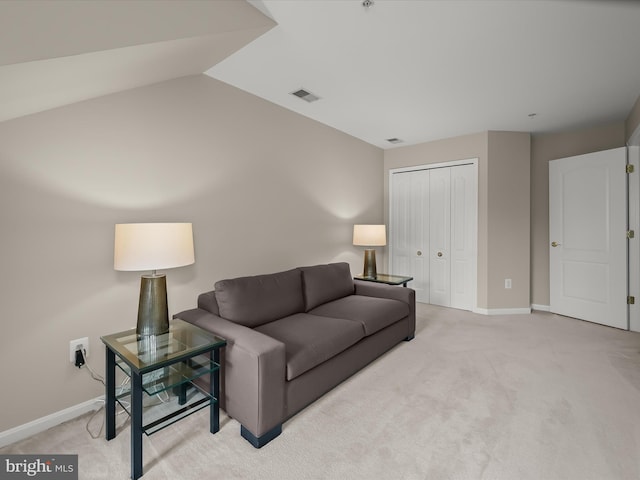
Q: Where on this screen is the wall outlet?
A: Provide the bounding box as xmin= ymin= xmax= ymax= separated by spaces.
xmin=505 ymin=278 xmax=512 ymax=289
xmin=69 ymin=337 xmax=89 ymax=363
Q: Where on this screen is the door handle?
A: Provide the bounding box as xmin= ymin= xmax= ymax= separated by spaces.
xmin=551 ymin=241 xmax=561 ymax=247
xmin=417 ymin=251 xmax=422 ymax=256
xmin=437 ymin=252 xmax=443 ymax=257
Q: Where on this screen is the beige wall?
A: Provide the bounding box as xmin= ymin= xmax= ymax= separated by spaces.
xmin=0 ymin=75 xmax=384 ymax=432
xmin=487 ymin=131 xmax=531 ymax=309
xmin=530 ymin=122 xmax=626 ymax=307
xmin=384 ymin=131 xmax=530 ymax=311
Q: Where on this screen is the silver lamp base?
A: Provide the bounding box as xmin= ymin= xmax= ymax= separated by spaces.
xmin=362 ymin=249 xmax=377 ymax=278
xmin=137 ymin=274 xmax=169 ymax=337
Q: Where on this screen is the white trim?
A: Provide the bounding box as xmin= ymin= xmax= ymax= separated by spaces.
xmin=531 ymin=304 xmax=551 ymax=312
xmin=389 ymin=157 xmax=478 ymax=175
xmin=0 ymin=396 xmax=104 ymax=448
xmin=629 ymin=146 xmax=640 ymax=332
xmin=473 ymin=307 xmax=532 ymax=315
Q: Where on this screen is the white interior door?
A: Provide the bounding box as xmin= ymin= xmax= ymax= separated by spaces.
xmin=549 ymin=147 xmax=627 ymax=329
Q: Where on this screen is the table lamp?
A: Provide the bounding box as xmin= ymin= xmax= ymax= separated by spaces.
xmin=353 ymin=224 xmax=386 ymax=278
xmin=114 ymin=223 xmax=195 ymax=337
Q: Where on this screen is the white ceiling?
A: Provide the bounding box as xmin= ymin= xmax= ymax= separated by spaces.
xmin=208 ymin=0 xmax=640 ymax=148
xmin=1 ymin=1 xmax=639 ymax=150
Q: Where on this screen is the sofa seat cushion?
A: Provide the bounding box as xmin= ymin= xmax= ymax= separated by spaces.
xmin=309 ymin=295 xmax=409 ymax=336
xmin=214 ymin=268 xmax=304 ymax=328
xmin=255 ymin=313 xmax=365 ymax=381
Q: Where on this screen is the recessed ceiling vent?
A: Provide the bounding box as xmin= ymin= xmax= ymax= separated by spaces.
xmin=386 ymin=138 xmax=403 ymax=144
xmin=291 ymin=88 xmax=320 ymax=103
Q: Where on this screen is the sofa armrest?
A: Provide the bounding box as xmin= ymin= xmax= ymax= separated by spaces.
xmin=354 ymin=280 xmax=413 ymax=303
xmin=197 ymin=290 xmax=219 ymax=315
xmin=174 ymin=308 xmax=286 ymax=438
xmin=354 ymin=281 xmax=416 ymax=338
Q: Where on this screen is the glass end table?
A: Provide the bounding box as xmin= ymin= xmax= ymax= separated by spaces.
xmin=354 ymin=273 xmax=414 ymax=287
xmin=101 ymin=319 xmax=226 ymax=480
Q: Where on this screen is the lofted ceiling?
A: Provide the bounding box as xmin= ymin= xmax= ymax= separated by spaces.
xmin=209 ymin=0 xmax=640 ymax=148
xmin=1 ymin=1 xmax=639 ymax=150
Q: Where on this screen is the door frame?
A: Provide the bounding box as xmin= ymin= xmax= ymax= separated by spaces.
xmin=628 ymin=123 xmax=640 ymax=332
xmin=629 ymin=145 xmax=638 ymax=332
xmin=389 ymin=158 xmax=478 ymax=311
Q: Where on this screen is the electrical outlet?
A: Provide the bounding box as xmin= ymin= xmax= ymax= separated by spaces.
xmin=69 ymin=337 xmax=89 ymax=363
xmin=505 ymin=278 xmax=512 ymax=289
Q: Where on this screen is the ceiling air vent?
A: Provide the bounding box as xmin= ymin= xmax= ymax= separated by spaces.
xmin=291 ymin=88 xmax=320 ymax=103
xmin=386 ymin=138 xmax=403 ymax=144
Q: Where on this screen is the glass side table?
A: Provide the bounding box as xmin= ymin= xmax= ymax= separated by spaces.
xmin=101 ymin=319 xmax=226 ymax=480
xmin=354 ymin=273 xmax=414 ymax=287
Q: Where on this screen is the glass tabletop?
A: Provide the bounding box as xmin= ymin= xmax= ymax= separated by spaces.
xmin=354 ymin=273 xmax=414 ymax=285
xmin=101 ymin=318 xmax=226 ymax=373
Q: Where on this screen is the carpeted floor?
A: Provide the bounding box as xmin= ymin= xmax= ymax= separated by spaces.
xmin=3 ymin=303 xmax=640 ymax=480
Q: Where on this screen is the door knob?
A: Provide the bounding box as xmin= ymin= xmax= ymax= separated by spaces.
xmin=551 ymin=241 xmax=561 ymax=247
xmin=417 ymin=251 xmax=422 ymax=256
xmin=437 ymin=252 xmax=443 ymax=257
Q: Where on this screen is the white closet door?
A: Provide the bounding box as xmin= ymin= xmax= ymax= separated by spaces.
xmin=390 ymin=170 xmax=429 ymax=302
xmin=429 ymin=168 xmax=451 ymax=306
xmin=450 ymin=164 xmax=477 ymax=310
xmin=390 ymin=161 xmax=477 ymax=310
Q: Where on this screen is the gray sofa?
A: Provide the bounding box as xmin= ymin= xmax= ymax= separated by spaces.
xmin=174 ymin=262 xmax=415 ymax=448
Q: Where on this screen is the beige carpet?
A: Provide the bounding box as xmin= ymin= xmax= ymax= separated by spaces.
xmin=3 ymin=304 xmax=640 ymax=480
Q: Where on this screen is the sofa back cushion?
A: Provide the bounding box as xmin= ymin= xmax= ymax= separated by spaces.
xmin=299 ymin=262 xmax=354 ymax=311
xmin=214 ymin=268 xmax=304 ymax=327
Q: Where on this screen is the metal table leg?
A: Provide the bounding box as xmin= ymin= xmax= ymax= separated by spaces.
xmin=131 ymin=370 xmax=143 ymax=480
xmin=105 ymin=348 xmax=116 ymax=441
xmin=210 ymin=348 xmax=220 ymax=434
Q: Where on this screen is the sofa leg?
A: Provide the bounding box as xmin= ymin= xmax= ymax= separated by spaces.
xmin=241 ymin=424 xmax=282 ymax=448
xmin=404 ymin=333 xmax=415 ymax=341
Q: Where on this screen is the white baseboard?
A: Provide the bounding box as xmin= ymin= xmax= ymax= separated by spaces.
xmin=474 ymin=307 xmax=532 ymax=315
xmin=0 ymin=396 xmax=104 ymax=448
xmin=531 ymin=304 xmax=551 ymax=312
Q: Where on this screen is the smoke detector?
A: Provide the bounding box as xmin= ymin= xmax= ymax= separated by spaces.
xmin=290 ymin=88 xmax=320 ymax=103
